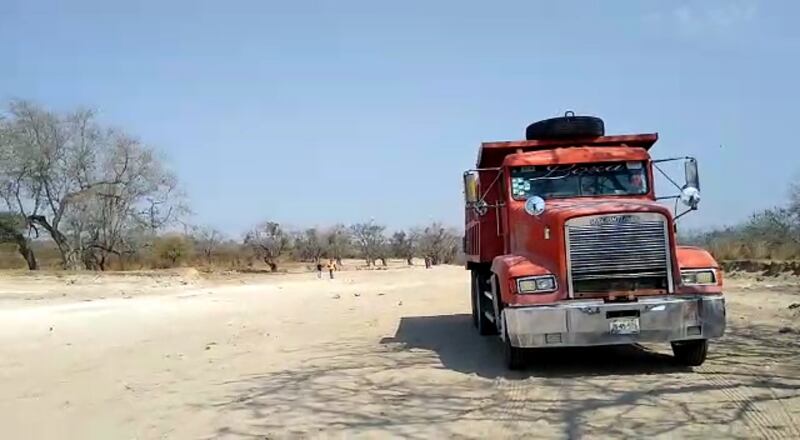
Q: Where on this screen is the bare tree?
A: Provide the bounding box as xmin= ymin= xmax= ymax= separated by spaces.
xmin=0 ymin=120 xmax=38 ymax=269
xmin=193 ymin=226 xmax=225 ymax=265
xmin=0 ymin=100 xmax=184 ymax=269
xmin=82 ymin=132 xmax=184 ymax=270
xmin=789 ymin=177 xmax=800 ymax=226
xmin=391 ymin=230 xmax=415 ymax=265
xmin=244 ymin=221 xmax=290 ymax=271
xmin=350 ymin=221 xmax=386 ymax=266
xmin=294 ymin=228 xmax=325 ymax=262
xmin=0 ymin=212 xmax=38 ymax=269
xmin=376 ymin=240 xmax=390 ymax=267
xmin=324 ymin=224 xmax=351 ymax=266
xmin=413 ymin=222 xmax=460 ymax=265
xmin=3 ymin=101 xmax=98 ymax=269
xmin=0 ymin=107 xmax=46 ymax=268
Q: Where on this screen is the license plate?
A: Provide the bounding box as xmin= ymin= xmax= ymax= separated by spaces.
xmin=609 ymin=317 xmax=640 ymax=335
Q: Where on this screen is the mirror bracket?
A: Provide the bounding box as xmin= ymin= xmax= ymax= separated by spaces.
xmin=653 ymin=155 xmax=701 ymax=218
xmin=463 ymin=167 xmax=504 ymax=217
xmin=652 ymin=156 xmax=693 ymax=164
xmin=674 ymin=206 xmax=697 ymax=221
xmin=473 ymin=200 xmax=489 ymax=216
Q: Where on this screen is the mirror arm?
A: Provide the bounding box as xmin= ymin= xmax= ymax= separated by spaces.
xmin=469 ymin=200 xmax=505 ymax=216
xmin=674 ymin=206 xmax=697 ymax=221
xmin=478 ymin=169 xmax=503 ymax=202
xmin=653 ymin=163 xmax=684 ymax=191
xmin=652 ymin=156 xmax=692 ymax=163
xmin=656 ymin=195 xmax=680 ymax=201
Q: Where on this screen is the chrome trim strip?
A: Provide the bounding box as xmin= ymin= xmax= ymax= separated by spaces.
xmin=565 ymin=225 xmax=574 ymax=297
xmin=664 ymin=218 xmax=674 ymax=293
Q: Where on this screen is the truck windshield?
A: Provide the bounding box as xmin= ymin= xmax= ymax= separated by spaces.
xmin=510 ymin=161 xmax=648 ymax=200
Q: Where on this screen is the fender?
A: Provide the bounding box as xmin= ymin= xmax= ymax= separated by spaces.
xmin=491 ymin=255 xmax=564 ymax=306
xmin=676 ymin=246 xmax=723 ymax=294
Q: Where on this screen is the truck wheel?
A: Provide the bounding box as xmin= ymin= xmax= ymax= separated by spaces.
xmin=671 ymin=340 xmax=708 ymax=366
xmin=476 ymin=273 xmax=497 ymax=336
xmin=470 ymin=271 xmax=479 ymax=328
xmin=504 ymin=326 xmax=525 ymax=370
xmin=525 ymin=113 xmax=605 ymax=140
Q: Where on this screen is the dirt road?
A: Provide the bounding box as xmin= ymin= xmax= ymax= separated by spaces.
xmin=0 ymin=265 xmax=798 ymax=439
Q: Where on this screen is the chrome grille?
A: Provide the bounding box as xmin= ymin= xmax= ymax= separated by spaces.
xmin=566 ymin=213 xmax=671 ymax=292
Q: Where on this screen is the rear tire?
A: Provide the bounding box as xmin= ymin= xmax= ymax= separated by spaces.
xmin=474 ymin=271 xmax=497 ymax=336
xmin=671 ymin=339 xmax=708 ymax=366
xmin=470 ymin=271 xmax=479 ymax=328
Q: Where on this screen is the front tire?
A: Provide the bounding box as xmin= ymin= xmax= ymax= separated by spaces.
xmin=503 ymin=325 xmax=525 ymax=370
xmin=672 ymin=339 xmax=708 ymax=366
xmin=470 ymin=271 xmax=479 ymax=328
xmin=473 ymin=271 xmax=497 ymax=336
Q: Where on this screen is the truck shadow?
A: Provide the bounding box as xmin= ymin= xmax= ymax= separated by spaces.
xmin=205 ymin=315 xmax=800 ymax=439
xmin=379 ymin=313 xmax=689 ymax=378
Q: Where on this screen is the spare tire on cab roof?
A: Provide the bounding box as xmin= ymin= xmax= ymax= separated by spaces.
xmin=525 ymin=111 xmax=605 ymax=140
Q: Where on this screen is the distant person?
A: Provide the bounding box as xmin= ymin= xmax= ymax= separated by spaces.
xmin=424 ymin=257 xmax=432 ymax=269
xmin=326 ymin=259 xmax=336 ymax=279
xmin=316 ymin=262 xmax=323 ymax=279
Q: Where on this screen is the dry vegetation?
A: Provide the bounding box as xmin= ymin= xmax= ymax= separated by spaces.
xmin=0 ymin=101 xmax=460 ymax=272
xmin=4 ymin=100 xmax=799 ymax=275
xmin=681 ymin=179 xmax=800 ymax=262
xmin=0 ymin=223 xmax=461 ymax=272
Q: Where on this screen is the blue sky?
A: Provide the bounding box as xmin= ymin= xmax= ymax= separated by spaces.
xmin=2 ymin=0 xmax=798 ymax=235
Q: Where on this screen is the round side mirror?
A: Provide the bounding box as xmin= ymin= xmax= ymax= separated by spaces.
xmin=681 ymin=187 xmax=701 ymax=209
xmin=525 ymin=196 xmax=546 ymax=216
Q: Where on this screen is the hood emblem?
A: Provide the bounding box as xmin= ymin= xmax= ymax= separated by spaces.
xmin=589 ymin=215 xmax=640 ymax=226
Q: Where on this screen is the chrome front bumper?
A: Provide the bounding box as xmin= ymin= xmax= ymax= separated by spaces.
xmin=503 ymin=295 xmax=726 ymax=348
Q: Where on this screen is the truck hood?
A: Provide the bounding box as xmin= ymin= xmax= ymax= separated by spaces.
xmin=506 ymin=196 xmax=680 ymax=301
xmin=507 ymin=196 xmax=674 ymax=265
xmin=534 ymin=197 xmax=673 ymax=223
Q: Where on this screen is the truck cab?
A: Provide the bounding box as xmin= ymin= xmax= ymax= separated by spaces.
xmin=464 ymin=114 xmax=726 ymax=369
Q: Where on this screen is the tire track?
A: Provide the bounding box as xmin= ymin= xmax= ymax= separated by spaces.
xmin=695 ymin=363 xmax=800 ymax=440
xmin=492 ymin=374 xmax=535 ymax=431
xmin=490 ymin=372 xmax=567 ymax=438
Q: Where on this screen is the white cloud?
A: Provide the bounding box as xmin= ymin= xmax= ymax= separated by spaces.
xmin=646 ymin=0 xmax=758 ymax=37
xmin=706 ymin=1 xmax=757 ymax=27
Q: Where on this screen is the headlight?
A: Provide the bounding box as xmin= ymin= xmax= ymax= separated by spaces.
xmin=517 ymin=275 xmax=558 ymax=294
xmin=681 ymin=269 xmax=717 ymax=286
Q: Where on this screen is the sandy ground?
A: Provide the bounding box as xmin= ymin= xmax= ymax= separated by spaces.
xmin=0 ymin=264 xmax=799 ymax=439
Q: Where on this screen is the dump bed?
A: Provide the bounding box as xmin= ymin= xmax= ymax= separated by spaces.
xmin=476 ymin=134 xmax=658 ymax=168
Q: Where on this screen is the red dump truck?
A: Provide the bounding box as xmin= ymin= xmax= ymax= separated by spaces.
xmin=463 ymin=113 xmax=726 ymax=369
